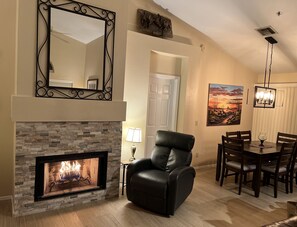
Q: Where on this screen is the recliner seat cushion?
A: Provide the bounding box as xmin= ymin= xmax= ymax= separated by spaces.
xmin=130 ymin=170 xmax=169 ymax=198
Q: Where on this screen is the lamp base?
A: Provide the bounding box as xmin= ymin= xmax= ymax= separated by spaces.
xmin=129 ymin=145 xmax=136 ymax=161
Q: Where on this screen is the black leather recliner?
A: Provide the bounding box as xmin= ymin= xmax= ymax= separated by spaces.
xmin=126 ymin=130 xmax=196 ymax=216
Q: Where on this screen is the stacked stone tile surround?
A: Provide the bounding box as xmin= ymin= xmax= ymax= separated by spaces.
xmin=13 ymin=121 xmax=122 ymax=216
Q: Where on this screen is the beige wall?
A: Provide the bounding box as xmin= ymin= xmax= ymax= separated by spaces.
xmin=51 ymin=34 xmax=105 ymax=89
xmin=150 ymin=52 xmax=182 ymax=76
xmin=4 ymin=0 xmax=286 ymax=198
xmin=85 ymin=36 xmax=104 ymax=88
xmin=197 ymin=42 xmax=257 ymax=165
xmin=50 ymin=34 xmax=86 ymax=88
xmin=0 ymin=1 xmax=16 ymax=197
xmin=253 ymin=72 xmax=297 ymax=142
xmin=258 ymin=72 xmax=297 ymax=84
xmin=0 ymin=0 xmax=128 ymax=197
xmin=12 ymin=0 xmax=127 ymax=121
xmin=13 ymin=0 xmax=128 ymax=119
xmin=123 ymin=0 xmax=258 ymax=166
xmin=15 ymin=0 xmax=127 ymax=100
xmin=123 ymin=31 xmax=201 ymax=161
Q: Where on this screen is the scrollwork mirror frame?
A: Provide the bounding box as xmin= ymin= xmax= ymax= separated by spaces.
xmin=36 ymin=0 xmax=116 ymax=100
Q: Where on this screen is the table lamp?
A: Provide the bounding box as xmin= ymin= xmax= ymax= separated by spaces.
xmin=126 ymin=128 xmax=142 ymax=161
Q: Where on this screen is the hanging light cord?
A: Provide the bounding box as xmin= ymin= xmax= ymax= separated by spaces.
xmin=263 ymin=42 xmax=269 ymax=88
xmin=267 ymin=43 xmax=274 ymax=88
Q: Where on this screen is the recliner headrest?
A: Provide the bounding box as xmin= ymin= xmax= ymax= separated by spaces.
xmin=155 ymin=130 xmax=195 ymax=152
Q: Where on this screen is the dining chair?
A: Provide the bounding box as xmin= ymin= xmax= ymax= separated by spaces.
xmin=238 ymin=130 xmax=253 ymax=182
xmin=226 ymin=131 xmax=240 ymax=139
xmin=276 ymin=132 xmax=297 ymax=189
xmin=239 ymin=130 xmax=252 ymax=143
xmin=224 ymin=131 xmax=240 ymax=183
xmin=261 ymin=142 xmax=297 ymax=198
xmin=276 ymin=132 xmax=297 ymax=144
xmin=276 ymin=132 xmax=297 ymax=191
xmin=220 ymin=136 xmax=256 ymax=195
xmin=289 ymin=144 xmax=297 ymax=193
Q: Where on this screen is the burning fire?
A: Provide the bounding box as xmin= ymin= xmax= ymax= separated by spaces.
xmin=59 ymin=161 xmax=81 ymax=180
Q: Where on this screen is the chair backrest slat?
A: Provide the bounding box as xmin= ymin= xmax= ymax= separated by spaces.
xmin=239 ymin=130 xmax=252 ymax=143
xmin=277 ymin=132 xmax=297 ymax=144
xmin=226 ymin=131 xmax=252 ymax=143
xmin=277 ymin=142 xmax=296 ymax=172
xmin=226 ymin=131 xmax=240 ymax=139
xmin=222 ymin=136 xmax=244 ymax=164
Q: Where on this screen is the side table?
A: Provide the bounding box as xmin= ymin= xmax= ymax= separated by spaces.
xmin=120 ymin=160 xmax=132 ymax=195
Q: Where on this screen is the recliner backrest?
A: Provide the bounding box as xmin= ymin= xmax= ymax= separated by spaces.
xmin=150 ymin=130 xmax=195 ymax=172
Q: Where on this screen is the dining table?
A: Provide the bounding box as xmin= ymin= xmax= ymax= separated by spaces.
xmin=216 ymin=141 xmax=282 ymax=197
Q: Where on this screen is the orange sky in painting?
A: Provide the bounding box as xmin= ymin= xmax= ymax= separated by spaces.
xmin=208 ymin=84 xmax=243 ymax=109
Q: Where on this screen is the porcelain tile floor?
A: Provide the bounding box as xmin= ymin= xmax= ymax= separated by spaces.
xmin=1 ymin=167 xmax=294 ymax=227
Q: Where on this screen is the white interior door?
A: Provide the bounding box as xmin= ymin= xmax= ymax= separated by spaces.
xmin=145 ymin=74 xmax=180 ymax=157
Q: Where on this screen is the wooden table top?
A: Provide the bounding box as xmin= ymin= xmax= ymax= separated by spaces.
xmin=243 ymin=141 xmax=282 ymax=155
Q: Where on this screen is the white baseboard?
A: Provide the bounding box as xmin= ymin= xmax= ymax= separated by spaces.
xmin=0 ymin=195 xmax=12 ymax=201
xmin=194 ymin=163 xmax=216 ymax=170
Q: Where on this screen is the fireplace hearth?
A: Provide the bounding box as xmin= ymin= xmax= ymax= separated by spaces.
xmin=35 ymin=152 xmax=107 ymax=201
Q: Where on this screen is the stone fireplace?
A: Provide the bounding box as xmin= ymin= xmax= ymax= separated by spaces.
xmin=13 ymin=121 xmax=121 ymax=216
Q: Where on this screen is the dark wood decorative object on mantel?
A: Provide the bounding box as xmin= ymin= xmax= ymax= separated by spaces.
xmin=137 ymin=9 xmax=173 ymax=38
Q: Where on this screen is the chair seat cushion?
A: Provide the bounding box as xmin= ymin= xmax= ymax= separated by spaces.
xmin=262 ymin=164 xmax=287 ymax=173
xmin=130 ymin=170 xmax=169 ymax=198
xmin=226 ymin=161 xmax=256 ymax=171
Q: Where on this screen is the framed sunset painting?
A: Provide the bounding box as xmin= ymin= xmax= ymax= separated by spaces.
xmin=207 ymin=84 xmax=243 ymax=126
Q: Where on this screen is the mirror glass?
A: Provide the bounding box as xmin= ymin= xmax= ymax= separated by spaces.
xmin=36 ymin=0 xmax=115 ymax=100
xmin=49 ymin=8 xmax=105 ymax=90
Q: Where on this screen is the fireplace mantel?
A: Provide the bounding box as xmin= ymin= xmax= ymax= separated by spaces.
xmin=11 ymin=96 xmax=126 ymax=122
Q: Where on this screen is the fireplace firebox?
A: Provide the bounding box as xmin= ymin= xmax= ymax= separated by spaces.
xmin=34 ymin=152 xmax=107 ymax=201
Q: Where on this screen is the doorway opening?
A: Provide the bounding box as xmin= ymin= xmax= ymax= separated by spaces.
xmin=145 ymin=73 xmax=180 ymax=157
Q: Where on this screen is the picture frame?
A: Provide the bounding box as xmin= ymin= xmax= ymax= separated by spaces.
xmin=87 ymin=79 xmax=98 ymax=90
xmin=207 ymin=83 xmax=243 ymax=126
xmin=253 ymin=86 xmax=276 ymax=108
xmin=36 ymin=0 xmax=116 ymax=100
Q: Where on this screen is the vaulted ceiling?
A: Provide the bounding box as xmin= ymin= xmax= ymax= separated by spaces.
xmin=153 ymin=0 xmax=297 ymax=74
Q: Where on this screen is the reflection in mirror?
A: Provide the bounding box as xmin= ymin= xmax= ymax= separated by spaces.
xmin=36 ymin=0 xmax=115 ymax=100
xmin=49 ymin=8 xmax=105 ymax=90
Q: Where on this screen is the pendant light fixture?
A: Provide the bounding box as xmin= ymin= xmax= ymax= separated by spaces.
xmin=253 ymin=36 xmax=277 ymax=108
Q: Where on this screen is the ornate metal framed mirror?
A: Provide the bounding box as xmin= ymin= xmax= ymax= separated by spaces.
xmin=36 ymin=0 xmax=115 ymax=100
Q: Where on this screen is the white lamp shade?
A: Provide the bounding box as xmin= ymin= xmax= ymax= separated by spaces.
xmin=126 ymin=128 xmax=142 ymax=143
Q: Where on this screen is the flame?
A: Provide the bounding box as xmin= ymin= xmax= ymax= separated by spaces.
xmin=59 ymin=161 xmax=81 ymax=180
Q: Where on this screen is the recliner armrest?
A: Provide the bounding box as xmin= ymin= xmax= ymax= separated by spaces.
xmin=127 ymin=158 xmax=153 ymax=176
xmin=126 ymin=158 xmax=153 ymax=200
xmin=169 ymin=166 xmax=196 ymax=185
xmin=167 ymin=166 xmax=196 ymax=215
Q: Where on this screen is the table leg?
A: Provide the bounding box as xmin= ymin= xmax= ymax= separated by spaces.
xmin=122 ymin=164 xmax=126 ymax=195
xmin=216 ymin=144 xmax=222 ymax=181
xmin=255 ymin=156 xmax=262 ymax=197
